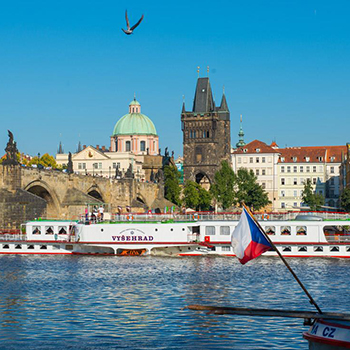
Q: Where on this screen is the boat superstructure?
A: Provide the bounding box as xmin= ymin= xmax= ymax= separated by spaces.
xmin=0 ymin=212 xmax=350 ymax=257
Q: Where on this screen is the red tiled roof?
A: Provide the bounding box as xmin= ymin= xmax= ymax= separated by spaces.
xmin=233 ymin=140 xmax=280 ymax=154
xmin=278 ymin=146 xmax=347 ymax=164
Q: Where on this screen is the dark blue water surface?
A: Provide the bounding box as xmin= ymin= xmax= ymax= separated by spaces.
xmin=0 ymin=256 xmax=349 ymax=349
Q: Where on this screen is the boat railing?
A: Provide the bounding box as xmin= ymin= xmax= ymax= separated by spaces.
xmin=78 ymin=210 xmax=350 ymax=224
xmin=0 ymin=233 xmax=27 ymax=241
xmin=325 ymin=234 xmax=350 ymax=243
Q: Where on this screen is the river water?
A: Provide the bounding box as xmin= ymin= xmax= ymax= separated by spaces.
xmin=0 ymin=255 xmax=349 ymax=349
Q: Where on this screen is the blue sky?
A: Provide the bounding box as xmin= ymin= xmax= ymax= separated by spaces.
xmin=1 ymin=0 xmax=350 ymax=158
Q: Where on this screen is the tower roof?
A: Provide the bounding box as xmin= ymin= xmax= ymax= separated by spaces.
xmin=192 ymin=77 xmax=215 ymax=113
xmin=219 ymin=93 xmax=229 ymax=111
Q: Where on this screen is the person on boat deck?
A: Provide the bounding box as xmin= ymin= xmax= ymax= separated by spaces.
xmin=98 ymin=205 xmax=104 ymax=221
xmin=92 ymin=206 xmax=98 ymax=223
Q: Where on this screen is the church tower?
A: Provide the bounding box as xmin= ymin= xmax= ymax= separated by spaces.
xmin=181 ymin=77 xmax=231 ymax=187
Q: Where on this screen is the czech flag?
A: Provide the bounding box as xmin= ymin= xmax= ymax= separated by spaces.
xmin=231 ymin=207 xmax=272 ymax=264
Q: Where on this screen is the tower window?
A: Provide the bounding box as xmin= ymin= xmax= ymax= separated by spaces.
xmin=126 ymin=141 xmax=131 ymax=152
xmin=207 ymin=131 xmax=210 ymax=138
xmin=193 ymin=131 xmax=196 ymax=138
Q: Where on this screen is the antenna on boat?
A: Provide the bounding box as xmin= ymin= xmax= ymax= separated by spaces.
xmin=242 ymin=203 xmax=323 ymax=314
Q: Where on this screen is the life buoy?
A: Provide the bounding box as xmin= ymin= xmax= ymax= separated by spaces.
xmin=262 ymin=213 xmax=270 ymax=220
xmin=192 ymin=213 xmax=198 ymax=221
xmin=127 ymin=214 xmax=133 ymax=221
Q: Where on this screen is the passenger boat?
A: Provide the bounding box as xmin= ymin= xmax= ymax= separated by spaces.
xmin=1 ymin=212 xmax=350 ymax=256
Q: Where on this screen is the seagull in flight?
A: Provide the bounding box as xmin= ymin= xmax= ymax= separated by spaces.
xmin=122 ymin=10 xmax=144 ymax=35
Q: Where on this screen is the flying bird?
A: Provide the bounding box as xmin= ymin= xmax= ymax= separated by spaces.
xmin=122 ymin=10 xmax=144 ymax=35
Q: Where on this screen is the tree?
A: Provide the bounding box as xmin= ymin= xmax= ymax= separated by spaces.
xmin=164 ymin=165 xmax=182 ymax=206
xmin=183 ymin=181 xmax=212 ymax=211
xmin=29 ymin=153 xmax=57 ymax=168
xmin=301 ymin=179 xmax=324 ymax=211
xmin=340 ymin=188 xmax=350 ymax=212
xmin=211 ymin=160 xmax=236 ymax=210
xmin=235 ymin=168 xmax=270 ymax=210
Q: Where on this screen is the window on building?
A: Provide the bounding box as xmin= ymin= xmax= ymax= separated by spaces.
xmin=281 ymin=157 xmax=285 ymax=162
xmin=256 ymin=157 xmax=259 ymax=163
xmin=294 ymin=202 xmax=298 ymax=207
xmin=193 ymin=131 xmax=196 ymax=138
xmin=256 ymin=148 xmax=260 ymax=153
xmin=113 ymin=163 xmax=116 ymax=169
xmin=262 ymin=182 xmax=266 ymax=189
xmin=256 ymin=169 xmax=259 ymax=176
xmin=262 ymin=157 xmax=266 ymax=163
xmin=293 ymin=157 xmax=297 ymax=162
xmin=293 ymin=166 xmax=297 ymax=172
xmin=207 ymin=131 xmax=210 ymax=138
xmin=281 ymin=178 xmax=285 ymax=185
xmin=250 ymin=157 xmax=253 ymax=163
xmin=287 ymin=166 xmax=291 ymax=173
xmin=330 ymin=167 xmax=334 ymax=174
xmin=262 ymin=169 xmax=266 ymax=175
xmin=126 ymin=141 xmax=131 ymax=152
xmin=300 ymin=178 xmax=305 ymax=184
xmin=306 ymin=166 xmax=310 ymax=172
xmin=294 ymin=190 xmax=297 ymax=197
xmin=330 ymin=177 xmax=335 ymax=185
xmin=313 ymin=178 xmax=317 ymax=185
xmin=98 ymin=163 xmax=102 ymax=169
xmin=93 ymin=163 xmax=98 ymax=169
xmin=78 ymin=163 xmax=82 ymax=169
xmin=140 ymin=141 xmax=146 ymax=152
xmin=281 ymin=166 xmax=285 ymax=173
xmin=294 ymin=178 xmax=297 ymax=185
xmin=313 ymin=166 xmax=316 ymax=172
xmin=281 ymin=190 xmax=285 ymax=197
xmin=305 ymin=157 xmax=310 ymax=162
xmin=82 ymin=163 xmax=86 ymax=169
xmin=300 ymin=166 xmax=303 ymax=173
xmin=281 ymin=202 xmax=286 ymax=209
xmin=330 ymin=156 xmax=335 ymax=162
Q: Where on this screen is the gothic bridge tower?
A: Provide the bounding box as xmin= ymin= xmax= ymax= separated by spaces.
xmin=181 ymin=77 xmax=231 ymax=188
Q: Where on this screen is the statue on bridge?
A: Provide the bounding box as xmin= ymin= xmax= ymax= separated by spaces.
xmin=67 ymin=152 xmax=73 ymax=174
xmin=3 ymin=130 xmax=19 ymax=165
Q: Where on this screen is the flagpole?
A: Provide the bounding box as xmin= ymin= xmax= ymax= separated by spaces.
xmin=242 ymin=204 xmax=322 ymax=314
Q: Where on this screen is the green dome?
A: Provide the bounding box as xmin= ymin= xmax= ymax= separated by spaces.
xmin=113 ymin=112 xmax=158 ymax=136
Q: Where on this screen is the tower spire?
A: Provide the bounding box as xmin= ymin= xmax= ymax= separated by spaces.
xmin=58 ymin=141 xmax=64 ymax=154
xmin=236 ymin=114 xmax=246 ymax=148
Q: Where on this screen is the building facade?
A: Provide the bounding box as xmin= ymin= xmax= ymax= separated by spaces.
xmin=231 ymin=140 xmax=280 ymax=210
xmin=181 ymin=77 xmax=231 ymax=188
xmin=56 ymin=98 xmax=162 ymax=180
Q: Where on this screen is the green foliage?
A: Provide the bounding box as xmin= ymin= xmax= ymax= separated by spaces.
xmin=183 ymin=181 xmax=212 ymax=211
xmin=301 ymin=179 xmax=325 ymax=211
xmin=235 ymin=168 xmax=270 ymax=210
xmin=340 ymin=188 xmax=350 ymax=212
xmin=29 ymin=153 xmax=57 ymax=168
xmin=164 ymin=165 xmax=182 ymax=206
xmin=210 ymin=161 xmax=236 ymax=209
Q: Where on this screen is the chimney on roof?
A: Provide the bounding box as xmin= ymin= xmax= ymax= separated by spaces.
xmin=83 ymin=145 xmax=86 ymax=149
xmin=96 ymin=145 xmax=99 ymax=150
xmin=102 ymin=146 xmax=106 ymax=151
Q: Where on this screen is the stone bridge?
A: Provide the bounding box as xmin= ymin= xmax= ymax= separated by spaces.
xmin=0 ymin=164 xmax=171 ymax=228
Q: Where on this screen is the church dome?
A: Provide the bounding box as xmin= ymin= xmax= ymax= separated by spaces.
xmin=112 ymin=98 xmax=157 ymax=136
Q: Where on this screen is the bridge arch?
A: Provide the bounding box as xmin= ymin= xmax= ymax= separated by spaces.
xmin=24 ymin=180 xmax=61 ymax=219
xmin=87 ymin=185 xmax=104 ymax=202
xmin=195 ymin=172 xmax=211 ymax=191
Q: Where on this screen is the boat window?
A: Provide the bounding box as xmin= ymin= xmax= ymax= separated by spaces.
xmin=220 ymin=226 xmax=230 ymax=235
xmin=282 ymin=246 xmax=291 ymax=252
xmin=346 ymin=246 xmax=350 ymax=252
xmin=324 ymin=225 xmax=350 ymax=243
xmin=40 ymin=245 xmax=47 ymax=250
xmin=221 ymin=246 xmax=231 ymax=252
xmin=296 ymin=226 xmax=307 ymax=235
xmin=45 ymin=226 xmax=54 ymax=235
xmin=314 ymin=246 xmax=323 ymax=252
xmin=206 ymin=226 xmax=215 ymax=235
xmin=2 ymin=244 xmax=9 ymax=249
xmin=65 ymin=245 xmax=73 ymax=250
xmin=265 ymin=226 xmax=275 ymax=235
xmin=15 ymin=244 xmax=22 ymax=249
xmin=32 ymin=226 xmax=41 ymax=235
xmin=27 ymin=245 xmax=34 ymax=249
xmin=298 ymin=246 xmax=307 ymax=252
xmin=330 ymin=246 xmax=339 ymax=252
xmin=58 ymin=226 xmax=67 ymax=235
xmin=281 ymin=226 xmax=291 ymax=235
